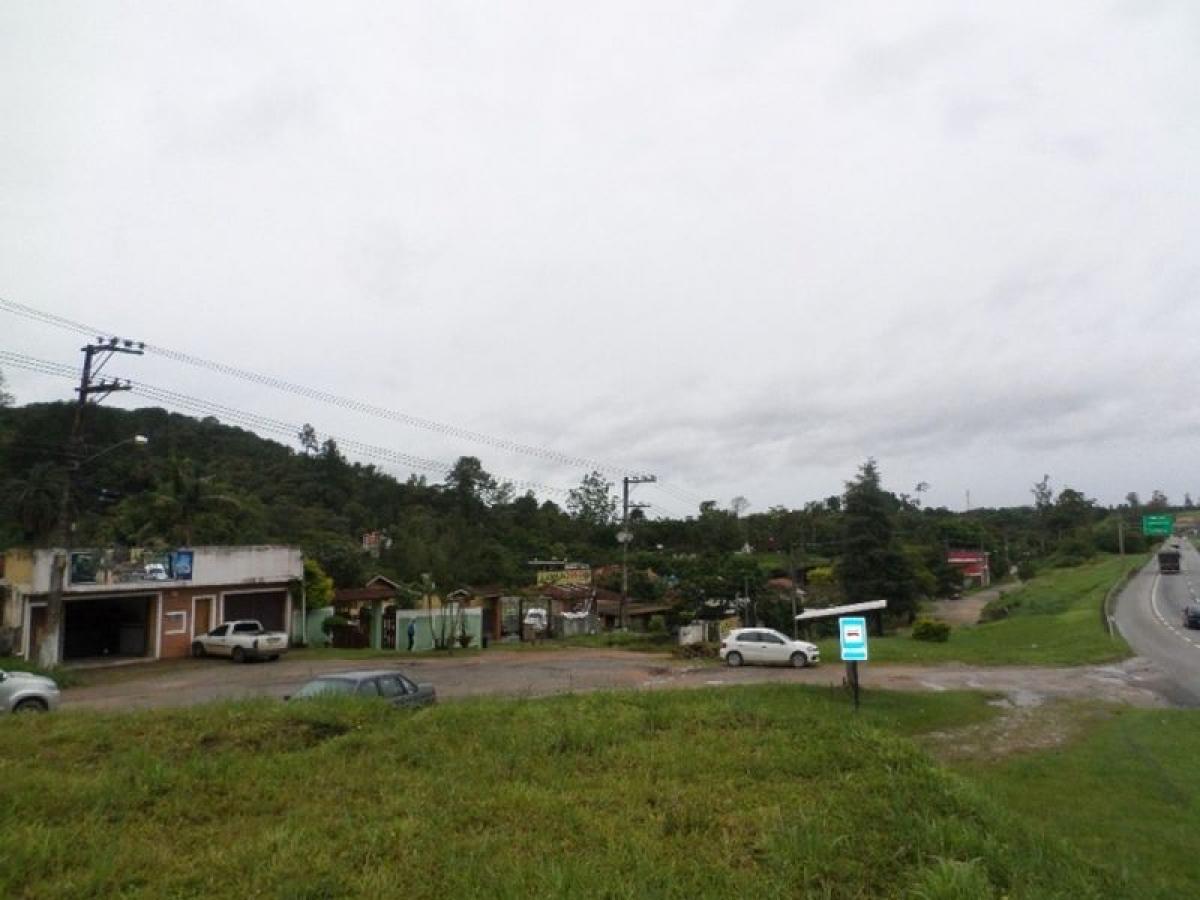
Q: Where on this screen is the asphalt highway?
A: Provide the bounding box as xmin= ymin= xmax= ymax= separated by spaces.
xmin=1114 ymin=539 xmax=1200 ymax=705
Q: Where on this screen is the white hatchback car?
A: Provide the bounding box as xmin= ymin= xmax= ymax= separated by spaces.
xmin=720 ymin=628 xmax=820 ymax=668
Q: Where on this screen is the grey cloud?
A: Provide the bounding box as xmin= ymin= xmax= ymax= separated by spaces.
xmin=3 ymin=0 xmax=1200 ymax=511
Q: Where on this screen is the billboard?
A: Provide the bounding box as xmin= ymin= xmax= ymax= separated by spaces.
xmin=535 ymin=563 xmax=591 ymax=586
xmin=69 ymin=548 xmax=195 ymax=586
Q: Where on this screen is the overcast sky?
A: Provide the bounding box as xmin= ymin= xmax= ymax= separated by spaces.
xmin=3 ymin=1 xmax=1199 ymax=515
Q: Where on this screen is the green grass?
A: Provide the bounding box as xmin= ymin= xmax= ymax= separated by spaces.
xmin=0 ymin=686 xmax=1113 ymax=899
xmin=816 ymin=554 xmax=1141 ymax=666
xmin=958 ymin=706 xmax=1200 ymax=899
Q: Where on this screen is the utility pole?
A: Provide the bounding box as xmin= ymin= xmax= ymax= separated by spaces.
xmin=619 ymin=474 xmax=656 ymax=630
xmin=40 ymin=337 xmax=143 ymax=667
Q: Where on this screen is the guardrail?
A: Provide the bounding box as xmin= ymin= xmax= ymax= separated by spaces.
xmin=1103 ymin=558 xmax=1148 ymax=638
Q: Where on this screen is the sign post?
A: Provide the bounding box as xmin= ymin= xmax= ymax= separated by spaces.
xmin=839 ymin=616 xmax=869 ymax=710
xmin=1142 ymin=515 xmax=1175 ymax=537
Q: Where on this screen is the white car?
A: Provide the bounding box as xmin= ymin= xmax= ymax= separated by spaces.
xmin=720 ymin=628 xmax=820 ymax=668
xmin=191 ymin=620 xmax=288 ymax=663
xmin=0 ymin=669 xmax=61 ymax=713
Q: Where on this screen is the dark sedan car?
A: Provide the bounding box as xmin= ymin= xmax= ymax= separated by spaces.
xmin=1184 ymin=605 xmax=1200 ymax=630
xmin=288 ymin=670 xmax=436 ymax=708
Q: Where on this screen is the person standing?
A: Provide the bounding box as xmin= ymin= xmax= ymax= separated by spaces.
xmin=406 ymin=618 xmax=416 ymax=652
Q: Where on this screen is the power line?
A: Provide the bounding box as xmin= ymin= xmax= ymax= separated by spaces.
xmin=2 ymin=349 xmax=570 ymax=495
xmin=1 ymin=296 xmax=657 ymax=479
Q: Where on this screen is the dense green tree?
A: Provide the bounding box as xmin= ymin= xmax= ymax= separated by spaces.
xmin=0 ymin=369 xmax=12 ymax=407
xmin=567 ymin=471 xmax=617 ymax=527
xmin=3 ymin=462 xmax=65 ymax=542
xmin=302 ymin=557 xmax=335 ymax=608
xmin=837 ymin=459 xmax=917 ymax=622
xmin=297 ymin=423 xmax=318 ymax=455
xmin=0 ymin=401 xmax=1145 ymax=615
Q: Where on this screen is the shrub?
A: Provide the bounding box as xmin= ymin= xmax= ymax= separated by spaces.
xmin=321 ymin=614 xmax=349 ymax=635
xmin=1016 ymin=560 xmax=1036 ymax=581
xmin=911 ymin=618 xmax=951 ymax=642
xmin=457 ymin=630 xmax=473 ymax=649
xmin=671 ymin=642 xmax=719 ymax=660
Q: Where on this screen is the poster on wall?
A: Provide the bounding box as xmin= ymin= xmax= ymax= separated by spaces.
xmin=171 ymin=550 xmax=194 ymax=580
xmin=67 ymin=548 xmax=195 ymax=585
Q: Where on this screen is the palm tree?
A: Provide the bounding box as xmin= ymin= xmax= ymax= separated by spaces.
xmin=4 ymin=463 xmax=66 ymax=542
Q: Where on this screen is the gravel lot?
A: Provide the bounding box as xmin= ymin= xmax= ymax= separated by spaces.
xmin=58 ymin=648 xmax=1172 ymax=711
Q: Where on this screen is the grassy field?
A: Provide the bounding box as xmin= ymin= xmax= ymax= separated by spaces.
xmin=1 ymin=685 xmax=1116 ymax=899
xmin=816 ymin=554 xmax=1141 ymax=666
xmin=958 ymin=705 xmax=1200 ymax=899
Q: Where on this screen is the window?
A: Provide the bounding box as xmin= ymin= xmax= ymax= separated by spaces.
xmin=398 ymin=675 xmax=417 ymax=694
xmin=377 ymin=676 xmax=403 ymax=698
xmin=232 ymin=622 xmax=261 ymax=634
xmin=356 ymin=679 xmax=381 ymax=697
xmin=164 ymin=611 xmax=187 ymax=636
xmin=760 ymin=633 xmax=785 ymax=645
xmin=738 ymin=632 xmax=762 ymax=643
xmin=208 ymin=625 xmax=228 ymax=638
xmin=294 ymin=678 xmax=355 ymax=698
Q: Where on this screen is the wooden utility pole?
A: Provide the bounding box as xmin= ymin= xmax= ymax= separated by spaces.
xmin=619 ymin=474 xmax=655 ymax=629
xmin=40 ymin=338 xmax=143 ymax=667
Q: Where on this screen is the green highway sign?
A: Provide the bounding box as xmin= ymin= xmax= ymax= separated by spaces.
xmin=1142 ymin=514 xmax=1175 ymax=537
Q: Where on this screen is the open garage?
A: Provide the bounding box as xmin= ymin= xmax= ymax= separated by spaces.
xmin=222 ymin=590 xmax=287 ymax=631
xmin=64 ymin=594 xmax=154 ymax=661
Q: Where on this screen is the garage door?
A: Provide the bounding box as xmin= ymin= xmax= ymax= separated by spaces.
xmin=222 ymin=591 xmax=287 ymax=631
xmin=63 ymin=595 xmax=153 ymax=660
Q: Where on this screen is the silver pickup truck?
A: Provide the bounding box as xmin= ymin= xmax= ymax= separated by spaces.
xmin=191 ymin=620 xmax=289 ymax=663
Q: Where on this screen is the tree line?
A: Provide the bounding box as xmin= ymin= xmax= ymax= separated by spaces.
xmin=0 ymin=394 xmax=1171 ymax=627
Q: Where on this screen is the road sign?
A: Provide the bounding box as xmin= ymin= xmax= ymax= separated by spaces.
xmin=839 ymin=616 xmax=869 ymax=662
xmin=1142 ymin=515 xmax=1175 ymax=537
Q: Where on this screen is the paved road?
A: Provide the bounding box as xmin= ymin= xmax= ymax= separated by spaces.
xmin=1114 ymin=541 xmax=1200 ymax=705
xmin=60 ymin=647 xmax=1168 ymax=712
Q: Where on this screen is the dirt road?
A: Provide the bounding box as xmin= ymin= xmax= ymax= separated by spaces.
xmin=927 ymin=580 xmax=1024 ymax=627
xmin=59 ymin=648 xmax=1171 ymax=712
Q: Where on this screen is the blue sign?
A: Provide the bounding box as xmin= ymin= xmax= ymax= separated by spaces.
xmin=171 ymin=550 xmax=194 ymax=581
xmin=839 ymin=616 xmax=869 ymax=662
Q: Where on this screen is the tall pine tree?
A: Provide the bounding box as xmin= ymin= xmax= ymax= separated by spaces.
xmin=837 ymin=459 xmax=917 ymax=622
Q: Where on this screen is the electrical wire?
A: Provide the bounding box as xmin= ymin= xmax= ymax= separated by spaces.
xmin=1 ymin=349 xmax=570 ymax=495
xmin=1 ymin=297 xmax=647 ymax=475
xmin=1 ymin=296 xmax=707 ymax=500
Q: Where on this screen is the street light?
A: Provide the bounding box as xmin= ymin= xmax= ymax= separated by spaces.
xmin=75 ymin=434 xmax=149 ymax=468
xmin=39 ymin=433 xmax=151 ymax=665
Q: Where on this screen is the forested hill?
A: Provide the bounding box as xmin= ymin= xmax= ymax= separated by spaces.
xmin=0 ymin=401 xmax=1153 ymax=618
xmin=0 ymin=401 xmax=609 ymax=588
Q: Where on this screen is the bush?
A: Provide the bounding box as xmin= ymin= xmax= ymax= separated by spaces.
xmin=911 ymin=618 xmax=951 ymax=642
xmin=1016 ymin=560 xmax=1036 ymax=581
xmin=321 ymin=614 xmax=349 ymax=635
xmin=457 ymin=630 xmax=473 ymax=649
xmin=671 ymin=642 xmax=719 ymax=660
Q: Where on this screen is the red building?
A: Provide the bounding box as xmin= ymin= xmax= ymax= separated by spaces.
xmin=946 ymin=550 xmax=990 ymax=587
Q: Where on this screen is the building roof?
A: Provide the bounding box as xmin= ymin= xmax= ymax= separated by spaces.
xmin=334 ymin=585 xmax=400 ymax=604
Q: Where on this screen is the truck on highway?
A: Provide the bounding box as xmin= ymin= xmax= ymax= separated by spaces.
xmin=1157 ymin=549 xmax=1181 ymax=574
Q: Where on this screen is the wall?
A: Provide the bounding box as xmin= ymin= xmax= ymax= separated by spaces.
xmin=396 ymin=608 xmax=483 ymax=652
xmin=21 ymin=546 xmax=303 ymax=593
